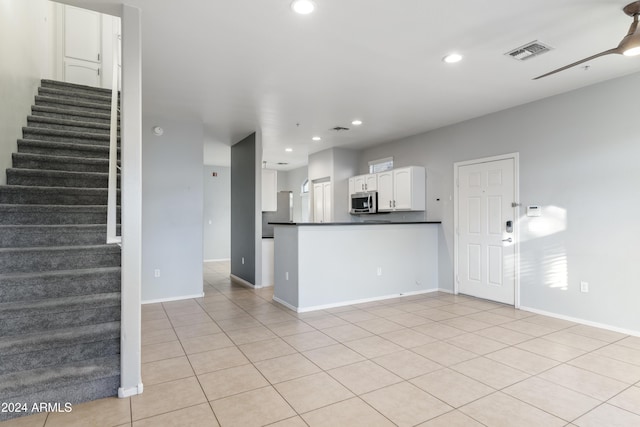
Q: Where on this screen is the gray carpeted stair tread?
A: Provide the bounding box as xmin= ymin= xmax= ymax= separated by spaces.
xmin=18 ymin=139 xmax=116 ymax=159
xmin=0 ymin=185 xmax=115 ymax=205
xmin=0 ymin=267 xmax=121 ymax=302
xmin=0 ymin=293 xmax=121 ymax=338
xmin=0 ymin=244 xmax=121 ymax=273
xmin=0 ymin=322 xmax=120 ymax=356
xmin=12 ymin=153 xmax=112 ymax=173
xmin=0 ymin=292 xmax=121 ymax=320
xmin=41 ymin=79 xmax=114 ymax=96
xmin=35 ymin=95 xmax=112 ymax=112
xmin=27 ymin=115 xmax=119 ymax=135
xmin=0 ymin=323 xmax=120 ymax=375
xmin=0 ymin=224 xmax=120 ymax=248
xmin=38 ymin=87 xmax=114 ymax=106
xmin=0 ymin=355 xmax=120 ymax=399
xmin=31 ymin=105 xmax=114 ymax=125
xmin=22 ymin=127 xmax=118 ymax=145
xmin=6 ymin=168 xmax=116 ymax=188
xmin=0 ymin=204 xmax=119 ymax=225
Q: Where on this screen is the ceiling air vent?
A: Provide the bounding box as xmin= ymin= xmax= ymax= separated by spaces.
xmin=505 ymin=41 xmax=553 ymax=61
xmin=330 ymin=126 xmax=350 ymax=132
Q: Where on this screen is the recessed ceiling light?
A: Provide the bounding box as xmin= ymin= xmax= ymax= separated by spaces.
xmin=312 ymin=136 xmax=322 ymax=141
xmin=291 ymin=0 xmax=315 ymax=15
xmin=285 ymin=148 xmax=293 ymax=152
xmin=351 ymin=120 xmax=363 ymax=126
xmin=443 ymin=53 xmax=463 ymax=64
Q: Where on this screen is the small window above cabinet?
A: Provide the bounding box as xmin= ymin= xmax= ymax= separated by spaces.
xmin=262 ymin=169 xmax=277 ymax=212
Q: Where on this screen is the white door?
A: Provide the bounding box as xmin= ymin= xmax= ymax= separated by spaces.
xmin=377 ymin=171 xmax=393 ymax=211
xmin=62 ymin=5 xmax=102 ymax=86
xmin=313 ymin=183 xmax=324 ymax=223
xmin=322 ymin=182 xmax=332 ymax=222
xmin=393 ymin=168 xmax=412 ymax=210
xmin=458 ymin=158 xmax=516 ymax=304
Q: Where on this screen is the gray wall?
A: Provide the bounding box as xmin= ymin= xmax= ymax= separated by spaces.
xmin=231 ymin=133 xmax=257 ymax=284
xmin=359 ymin=72 xmax=640 ymax=332
xmin=203 ymin=165 xmax=230 ymax=261
xmin=141 ymin=115 xmax=204 ymax=302
xmin=0 ymin=0 xmax=52 ymax=184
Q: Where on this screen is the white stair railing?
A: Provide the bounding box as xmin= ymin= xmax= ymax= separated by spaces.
xmin=107 ymin=34 xmax=122 ymax=245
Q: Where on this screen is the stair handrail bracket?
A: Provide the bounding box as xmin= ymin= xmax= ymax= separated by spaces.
xmin=106 ymin=34 xmax=121 ymax=245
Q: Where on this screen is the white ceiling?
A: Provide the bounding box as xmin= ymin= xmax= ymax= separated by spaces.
xmin=68 ymin=0 xmax=640 ymax=169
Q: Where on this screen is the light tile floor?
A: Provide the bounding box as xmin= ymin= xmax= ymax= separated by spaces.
xmin=2 ymin=260 xmax=640 ymax=426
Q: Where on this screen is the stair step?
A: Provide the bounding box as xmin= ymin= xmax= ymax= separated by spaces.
xmin=38 ymin=87 xmax=114 ymax=106
xmin=6 ymin=168 xmax=116 ymax=189
xmin=12 ymin=153 xmax=112 ymax=173
xmin=0 ymin=204 xmax=118 ymax=225
xmin=31 ymin=105 xmax=114 ymax=126
xmin=0 ymin=355 xmax=120 ymax=421
xmin=0 ymin=322 xmax=120 ymax=375
xmin=22 ymin=127 xmax=117 ymax=146
xmin=41 ymin=79 xmax=114 ymax=97
xmin=35 ymin=95 xmax=112 ymax=115
xmin=0 ymin=244 xmax=121 ymax=274
xmin=18 ymin=139 xmax=115 ymax=159
xmin=0 ymin=293 xmax=121 ymax=337
xmin=0 ymin=267 xmax=121 ymax=302
xmin=0 ymin=185 xmax=115 ymax=205
xmin=0 ymin=224 xmax=120 ymax=248
xmin=27 ymin=115 xmax=119 ymax=136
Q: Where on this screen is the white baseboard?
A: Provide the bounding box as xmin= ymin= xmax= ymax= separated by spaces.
xmin=230 ymin=274 xmax=255 ymax=289
xmin=273 ymin=289 xmax=439 ymax=313
xmin=272 ymin=296 xmax=298 ymax=312
xmin=204 ymin=258 xmax=230 ymax=263
xmin=519 ymin=306 xmax=640 ymax=337
xmin=141 ymin=292 xmax=205 ymax=305
xmin=118 ymin=383 xmax=143 ymax=398
xmin=437 ymin=288 xmax=454 ymax=294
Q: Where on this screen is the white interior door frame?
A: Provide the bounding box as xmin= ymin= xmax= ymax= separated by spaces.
xmin=453 ymin=152 xmax=521 ymax=308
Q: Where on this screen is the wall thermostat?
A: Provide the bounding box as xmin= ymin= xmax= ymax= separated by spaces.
xmin=527 ymin=205 xmax=541 ymax=217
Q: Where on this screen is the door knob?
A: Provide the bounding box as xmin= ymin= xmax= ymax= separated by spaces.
xmin=502 ymin=238 xmax=512 ymax=243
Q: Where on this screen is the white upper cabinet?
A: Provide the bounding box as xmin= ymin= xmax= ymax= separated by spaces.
xmin=262 ymin=169 xmax=277 ymax=212
xmin=377 ymin=166 xmax=425 ymax=212
xmin=349 ymin=173 xmax=378 ymax=195
xmin=365 ymin=174 xmax=378 ymax=191
xmin=377 ymin=171 xmax=394 ymax=211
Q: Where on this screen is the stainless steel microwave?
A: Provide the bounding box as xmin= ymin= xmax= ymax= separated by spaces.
xmin=350 ymin=191 xmax=377 ymax=214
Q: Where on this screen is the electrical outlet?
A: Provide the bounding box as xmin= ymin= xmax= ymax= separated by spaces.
xmin=377 ymin=267 xmax=382 ymax=276
xmin=580 ymin=281 xmax=589 ymax=293
xmin=285 ymin=272 xmax=289 ymax=281
xmin=154 ymin=269 xmax=160 ymax=278
xmin=242 ymin=257 xmax=245 ymax=265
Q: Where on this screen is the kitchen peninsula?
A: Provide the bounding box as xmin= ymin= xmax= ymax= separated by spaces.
xmin=271 ymin=221 xmax=441 ymax=312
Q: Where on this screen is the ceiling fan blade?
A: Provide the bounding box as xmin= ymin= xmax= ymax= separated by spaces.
xmin=533 ymin=48 xmax=619 ymax=80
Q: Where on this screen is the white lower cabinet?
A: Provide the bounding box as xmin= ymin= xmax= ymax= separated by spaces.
xmin=313 ymin=181 xmax=332 ymax=223
xmin=377 ymin=166 xmax=425 ymax=212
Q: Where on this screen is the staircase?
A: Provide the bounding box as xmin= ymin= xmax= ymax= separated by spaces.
xmin=0 ymin=80 xmax=121 ymax=421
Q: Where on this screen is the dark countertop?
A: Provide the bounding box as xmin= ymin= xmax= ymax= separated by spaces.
xmin=269 ymin=221 xmax=441 ymax=226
